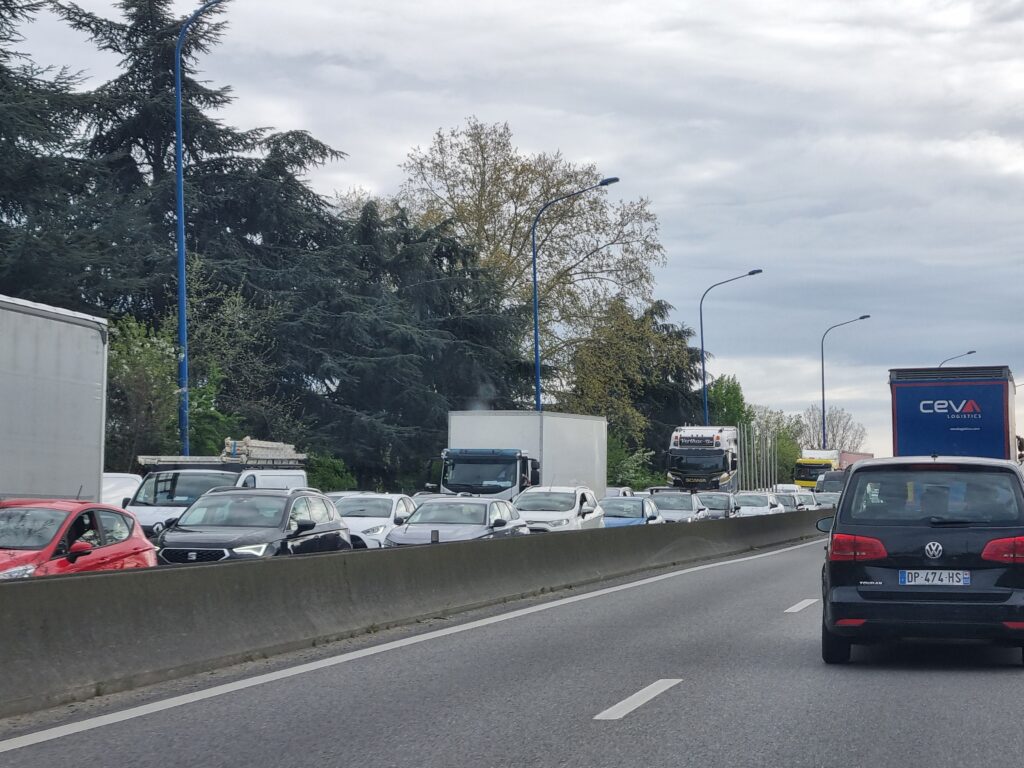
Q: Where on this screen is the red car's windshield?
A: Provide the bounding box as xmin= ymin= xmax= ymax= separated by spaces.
xmin=0 ymin=507 xmax=68 ymax=550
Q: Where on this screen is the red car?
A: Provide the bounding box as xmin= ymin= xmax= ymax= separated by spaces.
xmin=0 ymin=500 xmax=157 ymax=580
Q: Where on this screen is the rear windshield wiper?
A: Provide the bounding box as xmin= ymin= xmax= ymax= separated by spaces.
xmin=929 ymin=517 xmax=974 ymax=527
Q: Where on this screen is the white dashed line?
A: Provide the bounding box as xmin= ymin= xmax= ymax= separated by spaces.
xmin=784 ymin=598 xmax=819 ymax=613
xmin=594 ymin=679 xmax=683 ymax=720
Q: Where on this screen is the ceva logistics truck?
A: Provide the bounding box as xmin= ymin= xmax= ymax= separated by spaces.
xmin=890 ymin=366 xmax=1016 ymax=459
xmin=439 ymin=411 xmax=607 ymax=501
xmin=0 ymin=295 xmax=108 ymax=501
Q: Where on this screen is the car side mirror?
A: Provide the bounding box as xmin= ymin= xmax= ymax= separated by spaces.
xmin=289 ymin=519 xmax=316 ymax=536
xmin=393 ymin=516 xmax=406 ymax=527
xmin=67 ymin=540 xmax=93 ymax=562
xmin=815 ymin=516 xmax=834 ymax=533
xmin=581 ymin=504 xmax=595 ymax=516
xmin=122 ymin=497 xmax=132 ymax=508
xmin=491 ymin=518 xmax=507 ymax=528
xmin=646 ymin=514 xmax=657 ymax=522
xmin=164 ymin=517 xmax=179 ymax=529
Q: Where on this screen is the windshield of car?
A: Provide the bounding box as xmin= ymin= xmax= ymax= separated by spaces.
xmin=816 ymin=492 xmax=840 ymax=504
xmin=775 ymin=494 xmax=798 ymax=509
xmin=406 ymin=501 xmax=487 ymax=525
xmin=132 ymin=471 xmax=237 ymax=507
xmin=794 ymin=464 xmax=830 ymax=481
xmin=699 ymin=493 xmax=731 ymax=510
xmin=334 ymin=498 xmax=393 ymax=518
xmin=0 ymin=507 xmax=68 ymax=550
xmin=839 ymin=467 xmax=1024 ymax=526
xmin=735 ymin=494 xmax=768 ymax=507
xmin=177 ymin=495 xmax=287 ymax=528
xmin=514 ymin=492 xmax=576 ymax=512
xmin=600 ymin=498 xmax=645 ymax=517
xmin=442 ymin=460 xmax=517 ymax=492
xmin=650 ymin=494 xmax=695 ymax=511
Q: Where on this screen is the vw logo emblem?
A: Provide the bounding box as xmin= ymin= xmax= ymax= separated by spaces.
xmin=924 ymin=541 xmax=943 ymax=559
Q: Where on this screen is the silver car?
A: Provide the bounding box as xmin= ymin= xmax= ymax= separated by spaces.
xmin=384 ymin=498 xmax=529 ymax=546
xmin=649 ymin=492 xmax=705 ymax=523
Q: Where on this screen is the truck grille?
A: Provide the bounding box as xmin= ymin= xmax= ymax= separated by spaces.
xmin=160 ymin=548 xmax=229 ymax=564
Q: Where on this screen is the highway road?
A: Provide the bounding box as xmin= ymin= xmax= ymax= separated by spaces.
xmin=2 ymin=538 xmax=1021 ymax=767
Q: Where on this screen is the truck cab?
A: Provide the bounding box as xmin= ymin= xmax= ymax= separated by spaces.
xmin=666 ymin=426 xmax=739 ymax=491
xmin=440 ymin=448 xmax=540 ymax=502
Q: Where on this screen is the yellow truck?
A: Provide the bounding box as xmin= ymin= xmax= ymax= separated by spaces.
xmin=793 ymin=450 xmax=839 ymax=489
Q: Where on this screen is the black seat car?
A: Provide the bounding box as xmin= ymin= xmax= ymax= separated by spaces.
xmin=155 ymin=487 xmax=351 ymax=564
xmin=818 ymin=456 xmax=1024 ymax=664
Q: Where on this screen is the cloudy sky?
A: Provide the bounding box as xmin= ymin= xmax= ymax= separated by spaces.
xmin=20 ymin=0 xmax=1024 ymax=456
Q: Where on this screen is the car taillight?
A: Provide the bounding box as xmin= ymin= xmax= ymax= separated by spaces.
xmin=981 ymin=536 xmax=1024 ymax=563
xmin=829 ymin=533 xmax=887 ymax=562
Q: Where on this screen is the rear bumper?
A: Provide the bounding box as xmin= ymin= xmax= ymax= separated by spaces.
xmin=826 ymin=586 xmax=1024 ymax=641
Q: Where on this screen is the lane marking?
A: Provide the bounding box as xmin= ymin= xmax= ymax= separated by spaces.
xmin=0 ymin=538 xmax=823 ymax=754
xmin=784 ymin=598 xmax=818 ymax=614
xmin=594 ymin=679 xmax=682 ymax=720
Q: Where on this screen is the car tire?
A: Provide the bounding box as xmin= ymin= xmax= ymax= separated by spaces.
xmin=821 ymin=620 xmax=851 ymax=664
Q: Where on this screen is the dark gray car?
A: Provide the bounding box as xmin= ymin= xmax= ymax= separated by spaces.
xmin=384 ymin=498 xmax=529 ymax=546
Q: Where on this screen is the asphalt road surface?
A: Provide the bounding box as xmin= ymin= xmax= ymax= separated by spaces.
xmin=3 ymin=538 xmax=1021 ymax=767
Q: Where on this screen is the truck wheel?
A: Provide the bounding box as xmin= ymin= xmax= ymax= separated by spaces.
xmin=821 ymin=621 xmax=851 ymax=664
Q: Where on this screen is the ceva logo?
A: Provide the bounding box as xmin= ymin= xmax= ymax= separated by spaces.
xmin=919 ymin=399 xmax=981 ymax=414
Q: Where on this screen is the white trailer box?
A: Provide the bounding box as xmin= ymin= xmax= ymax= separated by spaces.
xmin=447 ymin=411 xmax=607 ymax=499
xmin=0 ymin=295 xmax=108 ymax=500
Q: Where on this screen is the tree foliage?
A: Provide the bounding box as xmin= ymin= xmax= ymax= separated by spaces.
xmin=798 ymin=405 xmax=867 ymax=451
xmin=707 ymin=374 xmax=753 ymax=426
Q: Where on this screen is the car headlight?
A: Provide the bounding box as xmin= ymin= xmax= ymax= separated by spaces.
xmin=0 ymin=564 xmax=37 ymax=580
xmin=232 ymin=544 xmax=269 ymax=557
xmin=547 ymin=519 xmax=570 ymax=527
xmin=361 ymin=525 xmax=386 ymax=535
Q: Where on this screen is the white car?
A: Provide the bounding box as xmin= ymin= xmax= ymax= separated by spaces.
xmin=331 ymin=493 xmax=417 ymax=548
xmin=102 ymin=472 xmax=142 ymax=506
xmin=513 ymin=486 xmax=604 ymax=532
xmin=795 ymin=491 xmax=820 ymax=511
xmin=732 ymin=492 xmax=785 ymax=517
xmin=648 ymin=491 xmax=706 ymax=523
xmin=773 ymin=483 xmax=802 ymax=494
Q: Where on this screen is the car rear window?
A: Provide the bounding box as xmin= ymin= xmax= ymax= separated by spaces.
xmin=839 ymin=466 xmax=1024 ymax=526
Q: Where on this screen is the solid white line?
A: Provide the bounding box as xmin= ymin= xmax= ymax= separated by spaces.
xmin=594 ymin=679 xmax=682 ymax=720
xmin=784 ymin=598 xmax=818 ymax=614
xmin=0 ymin=538 xmax=823 ymax=755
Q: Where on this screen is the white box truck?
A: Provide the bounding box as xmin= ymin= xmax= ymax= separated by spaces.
xmin=438 ymin=411 xmax=607 ymax=501
xmin=0 ymin=295 xmax=108 ymax=500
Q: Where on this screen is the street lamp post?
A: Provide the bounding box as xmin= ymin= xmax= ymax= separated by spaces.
xmin=938 ymin=350 xmax=976 ymax=367
xmin=699 ymin=269 xmax=763 ymax=425
xmin=174 ymin=0 xmax=224 ymax=454
xmin=820 ymin=314 xmax=870 ymax=449
xmin=530 ymin=176 xmax=619 ymax=411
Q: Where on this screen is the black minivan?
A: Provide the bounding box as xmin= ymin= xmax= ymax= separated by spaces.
xmin=818 ymin=456 xmax=1024 ymax=664
xmin=156 ymin=487 xmax=351 ymax=564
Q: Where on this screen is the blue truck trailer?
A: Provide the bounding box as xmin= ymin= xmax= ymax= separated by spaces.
xmin=890 ymin=366 xmax=1017 ymax=459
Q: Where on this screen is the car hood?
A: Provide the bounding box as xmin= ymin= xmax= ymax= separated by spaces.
xmin=515 ymin=509 xmax=576 ymax=522
xmin=158 ymin=526 xmax=282 ymax=549
xmin=127 ymin=504 xmax=189 ymax=527
xmin=342 ymin=516 xmax=391 ymax=532
xmin=660 ymin=510 xmax=698 ymax=521
xmin=603 ymin=517 xmax=647 ymax=528
xmin=0 ymin=549 xmax=45 ymax=570
xmin=387 ymin=524 xmax=489 ymax=544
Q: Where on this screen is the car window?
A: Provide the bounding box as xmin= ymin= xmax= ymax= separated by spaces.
xmin=840 ymin=466 xmax=1024 ymax=526
xmin=488 ymin=503 xmax=502 ymax=525
xmin=290 ymin=498 xmax=313 ymax=524
xmin=308 ymin=497 xmax=332 ymax=524
xmin=98 ymin=510 xmax=132 ymax=544
xmin=66 ymin=511 xmax=102 ymax=549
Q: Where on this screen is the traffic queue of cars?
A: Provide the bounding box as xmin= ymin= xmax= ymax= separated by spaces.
xmin=0 ymin=481 xmax=838 ymax=580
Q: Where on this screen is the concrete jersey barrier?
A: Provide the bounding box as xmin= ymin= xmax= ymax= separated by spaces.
xmin=0 ymin=509 xmax=822 ymax=717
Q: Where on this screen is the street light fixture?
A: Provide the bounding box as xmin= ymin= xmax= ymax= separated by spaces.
xmin=174 ymin=0 xmax=225 ymax=454
xmin=530 ymin=176 xmax=619 ymax=411
xmin=699 ymin=269 xmax=764 ymax=425
xmin=938 ymin=350 xmax=976 ymax=367
xmin=820 ymin=314 xmax=870 ymax=450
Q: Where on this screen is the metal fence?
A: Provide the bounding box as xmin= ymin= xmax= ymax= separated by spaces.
xmin=737 ymin=423 xmax=779 ymax=491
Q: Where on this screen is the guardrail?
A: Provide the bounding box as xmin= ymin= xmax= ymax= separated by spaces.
xmin=0 ymin=510 xmax=822 ymax=718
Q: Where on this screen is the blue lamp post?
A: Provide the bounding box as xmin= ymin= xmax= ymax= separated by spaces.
xmin=530 ymin=176 xmax=619 ymax=411
xmin=174 ymin=0 xmax=225 ymax=454
xmin=699 ymin=269 xmax=763 ymax=425
xmin=820 ymin=315 xmax=870 ymax=449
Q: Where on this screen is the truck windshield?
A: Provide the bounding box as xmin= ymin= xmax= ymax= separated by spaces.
xmin=132 ymin=471 xmax=237 ymax=507
xmin=794 ymin=464 xmax=829 ymax=482
xmin=442 ymin=460 xmax=517 ymax=492
xmin=672 ymin=455 xmax=725 ymax=472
